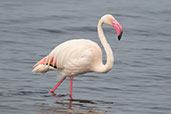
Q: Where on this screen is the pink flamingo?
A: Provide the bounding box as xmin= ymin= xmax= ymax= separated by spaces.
xmin=32 ymin=14 xmax=123 ymax=99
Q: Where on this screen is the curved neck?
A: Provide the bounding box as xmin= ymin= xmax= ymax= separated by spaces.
xmin=96 ymin=19 xmax=114 ymax=73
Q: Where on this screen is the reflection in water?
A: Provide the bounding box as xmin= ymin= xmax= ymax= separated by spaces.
xmin=38 ymin=94 xmax=113 ymax=114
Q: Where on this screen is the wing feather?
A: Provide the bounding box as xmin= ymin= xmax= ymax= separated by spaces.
xmin=35 ymin=39 xmax=101 ymax=76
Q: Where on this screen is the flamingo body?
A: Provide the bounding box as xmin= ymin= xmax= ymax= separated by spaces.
xmin=33 ymin=39 xmax=103 ymax=76
xmin=32 ymin=14 xmax=123 ymax=99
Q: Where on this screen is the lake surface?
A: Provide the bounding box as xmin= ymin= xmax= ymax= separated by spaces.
xmin=0 ymin=0 xmax=171 ymax=114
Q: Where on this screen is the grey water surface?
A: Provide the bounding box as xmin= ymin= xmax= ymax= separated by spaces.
xmin=0 ymin=0 xmax=171 ymax=114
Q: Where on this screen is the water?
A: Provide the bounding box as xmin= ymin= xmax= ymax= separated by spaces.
xmin=0 ymin=0 xmax=171 ymax=114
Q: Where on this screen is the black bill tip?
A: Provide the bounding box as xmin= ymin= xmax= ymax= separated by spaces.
xmin=118 ymin=31 xmax=123 ymax=40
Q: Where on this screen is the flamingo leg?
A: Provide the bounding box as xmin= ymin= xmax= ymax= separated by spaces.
xmin=49 ymin=77 xmax=66 ymax=93
xmin=69 ymin=77 xmax=73 ymax=99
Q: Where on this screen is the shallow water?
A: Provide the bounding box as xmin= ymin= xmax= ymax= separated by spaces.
xmin=0 ymin=0 xmax=171 ymax=114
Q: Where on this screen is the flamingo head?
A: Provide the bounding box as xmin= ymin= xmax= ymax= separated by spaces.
xmin=101 ymin=14 xmax=123 ymax=40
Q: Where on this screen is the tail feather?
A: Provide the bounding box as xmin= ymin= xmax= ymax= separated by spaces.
xmin=34 ymin=56 xmax=56 ymax=67
xmin=32 ymin=64 xmax=49 ymax=73
xmin=32 ymin=56 xmax=56 ymax=73
xmin=34 ymin=57 xmax=47 ymax=67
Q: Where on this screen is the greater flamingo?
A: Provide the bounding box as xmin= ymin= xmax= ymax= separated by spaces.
xmin=32 ymin=14 xmax=123 ymax=99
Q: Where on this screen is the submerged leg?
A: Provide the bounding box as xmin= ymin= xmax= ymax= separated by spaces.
xmin=49 ymin=77 xmax=66 ymax=93
xmin=69 ymin=77 xmax=73 ymax=99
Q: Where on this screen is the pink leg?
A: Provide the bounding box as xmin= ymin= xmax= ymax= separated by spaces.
xmin=49 ymin=77 xmax=66 ymax=93
xmin=69 ymin=77 xmax=73 ymax=99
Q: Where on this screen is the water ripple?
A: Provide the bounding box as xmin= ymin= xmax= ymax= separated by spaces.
xmin=38 ymin=28 xmax=66 ymax=34
xmin=66 ymin=26 xmax=96 ymax=32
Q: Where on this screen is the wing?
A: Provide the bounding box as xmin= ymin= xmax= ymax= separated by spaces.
xmin=33 ymin=39 xmax=102 ymax=76
xmin=47 ymin=39 xmax=100 ymax=76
